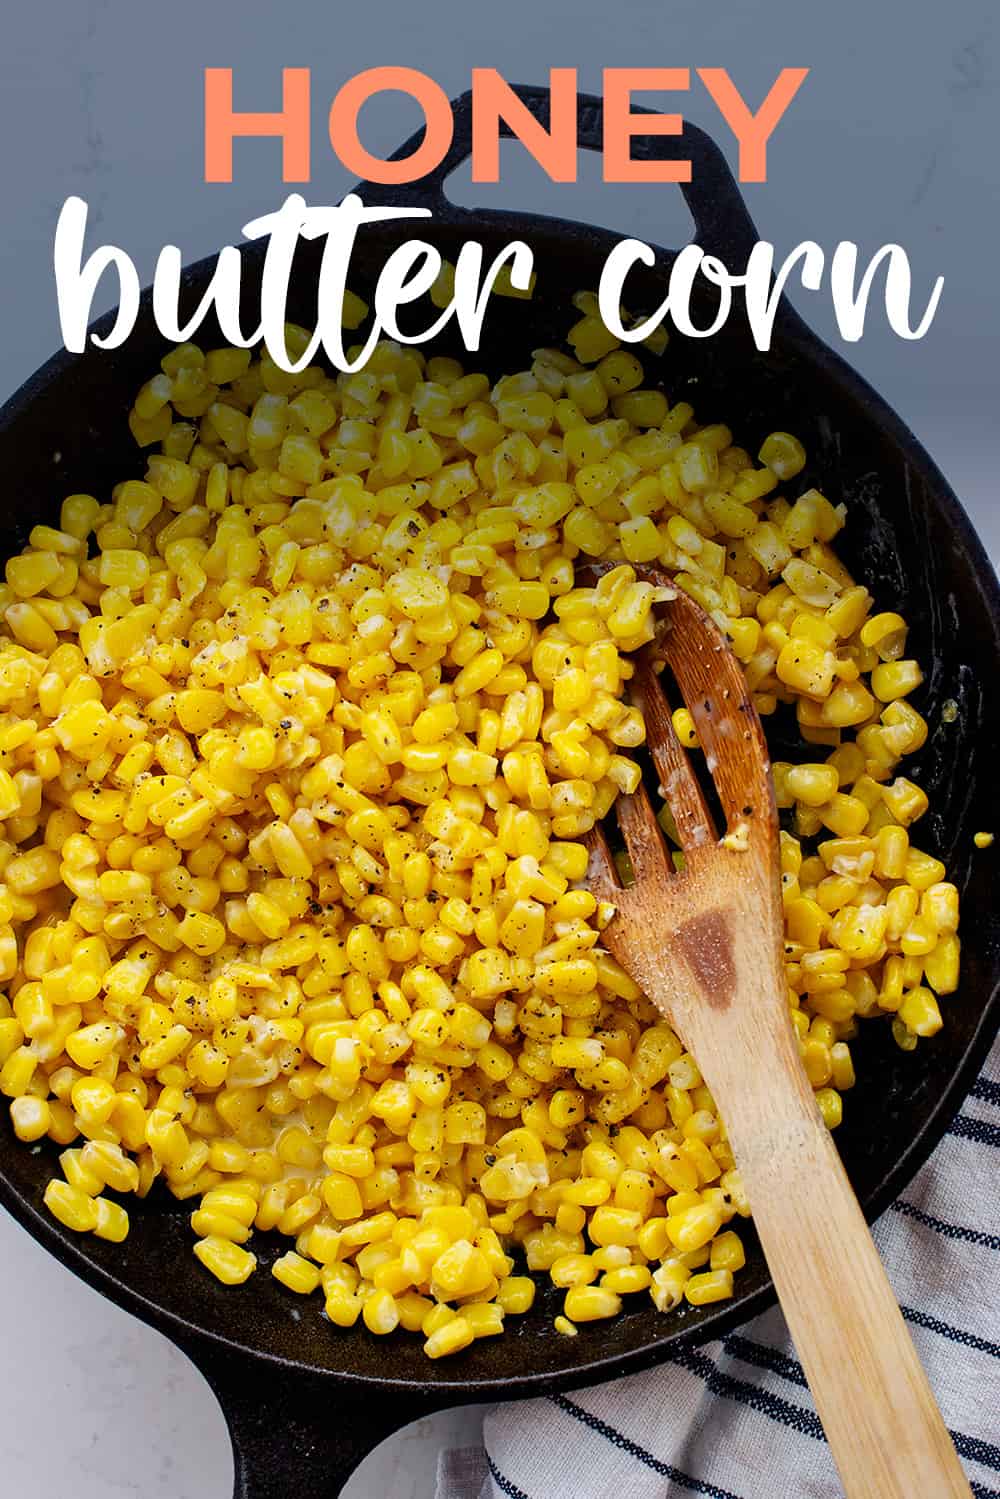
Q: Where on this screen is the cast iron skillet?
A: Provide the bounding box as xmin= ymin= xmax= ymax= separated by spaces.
xmin=0 ymin=86 xmax=997 ymax=1497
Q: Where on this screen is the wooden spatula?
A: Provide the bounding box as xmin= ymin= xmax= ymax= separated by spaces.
xmin=583 ymin=571 xmax=971 ymax=1499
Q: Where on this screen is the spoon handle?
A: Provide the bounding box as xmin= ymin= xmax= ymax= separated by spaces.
xmin=703 ymin=1003 xmax=971 ymax=1499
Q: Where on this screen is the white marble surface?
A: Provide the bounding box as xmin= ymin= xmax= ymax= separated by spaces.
xmin=1 ymin=2 xmax=997 ymax=1495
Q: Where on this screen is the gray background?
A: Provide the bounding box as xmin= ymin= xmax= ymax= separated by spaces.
xmin=0 ymin=2 xmax=997 ymax=1495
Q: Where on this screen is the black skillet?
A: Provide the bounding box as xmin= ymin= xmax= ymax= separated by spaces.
xmin=0 ymin=86 xmax=998 ymax=1498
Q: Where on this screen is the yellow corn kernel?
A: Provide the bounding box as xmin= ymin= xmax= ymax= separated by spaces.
xmin=6 ymin=847 xmax=62 ymax=896
xmin=359 ymin=1287 xmax=398 ymax=1335
xmin=325 ymin=1288 xmax=363 ymax=1327
xmin=424 ymin=1314 xmax=474 ymax=1359
xmin=7 ymin=551 xmax=63 ymax=598
xmin=709 ymin=1230 xmax=745 ymax=1273
xmin=923 ymin=935 xmax=960 ymax=996
xmin=463 ymin=1302 xmax=504 ymax=1339
xmin=758 ymin=431 xmax=806 ymax=480
xmin=588 ymin=1205 xmax=642 ymax=1247
xmin=199 ymin=1187 xmax=258 ymax=1226
xmin=684 ymin=1269 xmax=733 ymax=1306
xmin=563 ymin=1285 xmax=622 ymax=1322
xmin=497 ymin=1276 xmax=536 ymax=1315
xmin=671 ymin=707 xmax=699 ymax=749
xmin=0 ymin=1047 xmax=37 ymax=1098
xmin=830 ymin=1042 xmax=856 ymax=1091
xmin=898 ymin=986 xmax=943 ymax=1038
xmin=272 ymin=1252 xmax=322 ymax=1295
xmin=815 ymin=1088 xmax=843 ymax=1129
xmin=10 ymin=1096 xmax=51 ymax=1142
xmin=550 ymin=1253 xmax=598 ymax=1289
xmin=93 ymin=1198 xmax=130 ymax=1243
xmin=871 ymin=660 xmax=923 ymax=702
xmin=64 ymin=1008 xmax=118 ymax=1069
xmin=194 ymin=1236 xmax=257 ymax=1285
xmin=882 ymin=777 xmax=929 ymax=827
xmin=99 ymin=550 xmax=150 ymax=591
xmin=650 ymin=1259 xmax=690 ymax=1312
xmin=776 ymin=640 xmax=835 ymax=700
xmin=665 ymin=1202 xmax=723 ymax=1252
xmin=785 ymin=763 xmax=839 ymax=807
xmin=174 ymin=911 xmax=226 ymax=956
xmin=601 ymin=1264 xmax=652 ymax=1296
xmin=44 ymin=1179 xmax=100 ymax=1233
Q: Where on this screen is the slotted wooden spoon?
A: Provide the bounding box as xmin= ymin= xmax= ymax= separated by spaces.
xmin=583 ymin=569 xmax=970 ymax=1499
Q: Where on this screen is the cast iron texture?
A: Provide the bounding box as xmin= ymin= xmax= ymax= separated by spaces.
xmin=0 ymin=87 xmax=997 ymax=1497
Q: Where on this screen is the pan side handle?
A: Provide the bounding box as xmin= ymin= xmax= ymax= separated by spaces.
xmin=351 ymin=83 xmax=761 ymax=267
xmin=178 ymin=1336 xmax=441 ymax=1499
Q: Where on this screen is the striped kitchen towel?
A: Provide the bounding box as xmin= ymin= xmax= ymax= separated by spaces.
xmin=436 ymin=1035 xmax=1000 ymax=1499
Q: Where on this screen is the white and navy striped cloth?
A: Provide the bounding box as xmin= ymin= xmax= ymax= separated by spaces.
xmin=437 ymin=1036 xmax=1000 ymax=1499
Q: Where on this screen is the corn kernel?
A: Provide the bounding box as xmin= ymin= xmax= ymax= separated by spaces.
xmin=194 ymin=1236 xmax=257 ymax=1285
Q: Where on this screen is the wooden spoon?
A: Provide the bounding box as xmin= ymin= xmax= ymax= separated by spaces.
xmin=583 ymin=570 xmax=971 ymax=1499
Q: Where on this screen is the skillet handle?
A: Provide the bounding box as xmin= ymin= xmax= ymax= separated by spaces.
xmin=179 ymin=1337 xmax=439 ymax=1498
xmin=353 ymin=83 xmax=760 ymax=265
